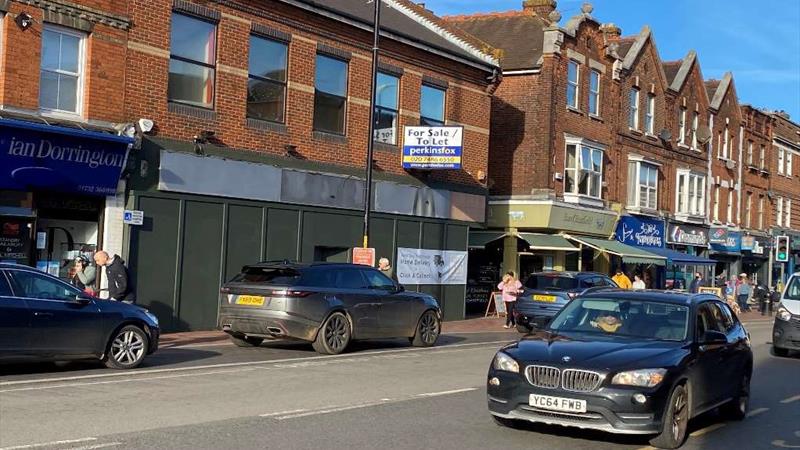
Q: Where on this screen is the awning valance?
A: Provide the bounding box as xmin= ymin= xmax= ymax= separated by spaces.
xmin=644 ymin=247 xmax=716 ymax=266
xmin=566 ymin=235 xmax=666 ymax=266
xmin=518 ymin=233 xmax=579 ymax=251
xmin=468 ymin=231 xmax=507 ymax=249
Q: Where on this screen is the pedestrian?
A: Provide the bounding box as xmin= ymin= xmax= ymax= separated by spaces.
xmin=377 ymin=257 xmax=397 ymax=281
xmin=736 ymin=273 xmax=752 ymax=313
xmin=497 ymin=271 xmax=522 ymax=329
xmin=689 ymin=272 xmax=704 ymax=294
xmin=632 ymin=274 xmax=646 ymax=290
xmin=93 ymin=251 xmax=136 ymax=303
xmin=70 ymin=255 xmax=96 ymax=295
xmin=612 ymin=269 xmax=632 ymax=289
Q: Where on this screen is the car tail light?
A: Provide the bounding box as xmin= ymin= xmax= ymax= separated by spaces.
xmin=272 ymin=290 xmax=312 ymax=298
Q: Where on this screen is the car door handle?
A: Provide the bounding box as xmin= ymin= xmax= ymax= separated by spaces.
xmin=33 ymin=312 xmax=54 ymax=318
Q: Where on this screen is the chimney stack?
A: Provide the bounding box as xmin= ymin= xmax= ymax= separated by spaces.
xmin=600 ymin=23 xmax=622 ymax=42
xmin=522 ymin=0 xmax=557 ymax=16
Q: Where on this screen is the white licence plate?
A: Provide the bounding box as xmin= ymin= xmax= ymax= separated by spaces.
xmin=529 ymin=394 xmax=587 ymax=413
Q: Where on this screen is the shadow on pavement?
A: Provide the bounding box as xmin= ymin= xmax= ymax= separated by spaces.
xmin=249 ymin=334 xmax=472 ymax=354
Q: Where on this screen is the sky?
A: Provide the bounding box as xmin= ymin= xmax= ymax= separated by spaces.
xmin=425 ymin=0 xmax=800 ymax=120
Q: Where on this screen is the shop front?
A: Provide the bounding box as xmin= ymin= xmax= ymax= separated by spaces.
xmin=665 ymin=221 xmax=712 ymax=289
xmin=741 ymin=234 xmax=771 ymax=285
xmin=709 ymin=227 xmax=742 ymax=284
xmin=0 ymin=117 xmax=132 ymax=284
xmin=613 ymin=215 xmax=667 ymax=288
xmin=770 ymin=229 xmax=800 ymax=285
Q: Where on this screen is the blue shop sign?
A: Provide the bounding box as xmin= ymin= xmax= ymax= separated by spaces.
xmin=710 ymin=230 xmax=741 ymax=252
xmin=0 ymin=118 xmax=133 ymax=196
xmin=615 ymin=215 xmax=665 ymax=248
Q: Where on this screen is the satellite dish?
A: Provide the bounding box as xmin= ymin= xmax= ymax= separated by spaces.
xmin=696 ymin=125 xmax=712 ymax=144
xmin=658 ymin=128 xmax=672 ymax=142
xmin=725 ymin=159 xmax=736 ymax=170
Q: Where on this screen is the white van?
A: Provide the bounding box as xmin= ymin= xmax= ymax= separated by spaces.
xmin=773 ymin=272 xmax=800 ymax=357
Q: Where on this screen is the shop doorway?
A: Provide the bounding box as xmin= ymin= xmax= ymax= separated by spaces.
xmin=519 ymin=253 xmax=554 ymax=281
xmin=314 ymin=246 xmax=349 ymax=263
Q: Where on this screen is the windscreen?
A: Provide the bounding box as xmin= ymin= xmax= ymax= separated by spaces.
xmin=786 ymin=276 xmax=800 ymax=301
xmin=548 ymin=297 xmax=689 ymax=341
xmin=525 ymin=275 xmax=579 ymax=291
xmin=231 ymin=267 xmax=301 ymax=285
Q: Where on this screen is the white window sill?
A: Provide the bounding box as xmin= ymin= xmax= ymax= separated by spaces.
xmin=677 ymin=143 xmax=690 ymax=149
xmin=589 ymin=114 xmax=603 ymax=122
xmin=645 ymin=133 xmax=659 ymax=141
xmin=628 ymin=127 xmax=642 ymax=135
xmin=39 ymin=109 xmax=84 ymax=122
xmin=567 ymin=105 xmax=584 ymax=114
xmin=627 ymin=206 xmax=660 ymax=217
xmin=563 ymin=193 xmax=604 ymax=208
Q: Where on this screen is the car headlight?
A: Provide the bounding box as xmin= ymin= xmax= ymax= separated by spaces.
xmin=492 ymin=352 xmax=520 ymax=373
xmin=612 ymin=369 xmax=667 ymax=388
xmin=777 ymin=307 xmax=792 ymax=322
xmin=144 ymin=310 xmax=159 ymax=326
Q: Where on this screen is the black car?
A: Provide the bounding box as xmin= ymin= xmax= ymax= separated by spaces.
xmin=0 ymin=263 xmax=159 ymax=369
xmin=488 ymin=290 xmax=752 ymax=449
xmin=514 ymin=272 xmax=617 ymax=333
xmin=218 ymin=261 xmax=441 ymax=354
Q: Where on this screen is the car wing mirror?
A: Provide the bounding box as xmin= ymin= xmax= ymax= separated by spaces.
xmin=74 ymin=294 xmax=92 ymax=305
xmin=699 ymin=330 xmax=727 ymax=346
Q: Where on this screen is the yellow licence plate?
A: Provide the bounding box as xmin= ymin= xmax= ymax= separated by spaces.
xmin=533 ymin=295 xmax=557 ymax=303
xmin=236 ymin=295 xmax=266 ymax=306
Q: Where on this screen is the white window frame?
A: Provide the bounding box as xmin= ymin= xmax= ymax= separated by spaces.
xmin=567 ymin=60 xmax=580 ymax=109
xmin=676 ymin=170 xmax=705 ymax=217
xmin=747 ymin=141 xmax=753 ymax=166
xmin=627 ymin=157 xmax=659 ymax=211
xmin=588 ymin=69 xmax=600 ymax=116
xmin=759 ymin=144 xmax=766 ymax=169
xmin=722 ymin=125 xmax=730 ymax=159
xmin=629 ymin=88 xmax=640 ymax=130
xmin=39 ymin=24 xmax=86 ymax=117
xmin=564 ymin=136 xmax=605 ymax=204
xmin=645 ymin=93 xmax=655 ymax=135
xmin=691 ymin=111 xmax=699 ymax=149
xmin=727 ymin=189 xmax=734 ymax=224
xmin=778 ymin=146 xmax=785 ymax=175
xmin=787 ymin=152 xmax=794 ymax=177
xmin=786 ymin=199 xmax=792 ymax=228
xmin=745 ymin=192 xmax=752 ymax=228
xmin=713 ymin=186 xmax=720 ymax=222
xmin=758 ymin=196 xmax=764 ymax=229
xmin=777 ymin=197 xmax=784 ymax=227
xmin=678 ymin=107 xmax=687 ymax=145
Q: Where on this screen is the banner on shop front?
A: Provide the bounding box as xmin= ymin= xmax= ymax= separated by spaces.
xmin=615 ymin=216 xmax=665 ymax=248
xmin=396 ymin=247 xmax=468 ymax=285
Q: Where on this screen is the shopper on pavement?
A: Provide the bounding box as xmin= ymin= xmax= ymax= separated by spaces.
xmin=632 ymin=274 xmax=646 ymax=290
xmin=689 ymin=272 xmax=704 ymax=293
xmin=377 ymin=257 xmax=397 ymax=281
xmin=70 ymin=255 xmax=97 ymax=295
xmin=612 ymin=269 xmax=632 ymax=289
xmin=93 ymin=251 xmax=136 ymax=303
xmin=736 ymin=273 xmax=752 ymax=313
xmin=498 ymin=271 xmax=522 ymax=329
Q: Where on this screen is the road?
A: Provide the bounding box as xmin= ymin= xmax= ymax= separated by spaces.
xmin=1 ymin=321 xmax=798 ymax=450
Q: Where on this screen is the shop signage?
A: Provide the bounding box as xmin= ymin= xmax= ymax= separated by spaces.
xmin=352 ymin=247 xmax=376 ymax=267
xmin=0 ymin=118 xmax=132 ymax=196
xmin=401 ymin=126 xmax=462 ymax=170
xmin=123 ymin=210 xmax=144 ymax=226
xmin=709 ymin=227 xmax=733 ymax=244
xmin=396 ymin=247 xmax=468 ymax=285
xmin=615 ymin=216 xmax=665 ymax=248
xmin=741 ymin=235 xmax=754 ymax=251
xmin=742 ymin=235 xmax=770 ymax=255
xmin=0 ymin=217 xmax=31 ymax=263
xmin=710 ymin=230 xmax=741 ymax=252
xmin=549 ymin=206 xmax=616 ymax=236
xmin=667 ymin=223 xmax=709 ymax=247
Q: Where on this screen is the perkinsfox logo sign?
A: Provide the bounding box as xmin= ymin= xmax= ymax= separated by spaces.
xmin=7 ymin=136 xmax=126 ymax=169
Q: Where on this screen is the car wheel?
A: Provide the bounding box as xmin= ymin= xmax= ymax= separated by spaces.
xmin=773 ymin=346 xmax=790 ymax=357
xmin=411 ymin=310 xmax=440 ymax=347
xmin=649 ymin=384 xmax=689 ymax=449
xmin=721 ymin=373 xmax=750 ymax=420
xmin=312 ymin=312 xmax=351 ymax=355
xmin=230 ymin=335 xmax=264 ymax=347
xmin=491 ymin=415 xmax=522 ymax=429
xmin=104 ymin=325 xmax=149 ymax=370
xmin=516 ymin=324 xmax=532 ymax=334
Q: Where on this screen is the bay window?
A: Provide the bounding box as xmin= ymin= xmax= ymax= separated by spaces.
xmin=676 ymin=171 xmax=705 ymax=216
xmin=628 ymin=160 xmax=658 ymax=211
xmin=565 ymin=141 xmax=603 ymax=199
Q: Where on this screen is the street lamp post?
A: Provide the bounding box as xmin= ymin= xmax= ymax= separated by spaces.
xmin=362 ymin=0 xmax=382 ymax=248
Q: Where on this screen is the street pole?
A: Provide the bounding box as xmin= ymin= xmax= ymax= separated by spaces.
xmin=362 ymin=0 xmax=381 ymax=249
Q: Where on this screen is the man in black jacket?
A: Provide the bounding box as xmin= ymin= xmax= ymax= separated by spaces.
xmin=94 ymin=251 xmax=136 ymax=303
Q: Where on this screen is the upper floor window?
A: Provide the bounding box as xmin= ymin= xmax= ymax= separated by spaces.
xmin=787 ymin=152 xmax=794 ymax=177
xmin=676 ymin=171 xmax=705 ymax=216
xmin=778 ymin=146 xmax=785 ymax=175
xmin=567 ymin=60 xmax=579 ymax=109
xmin=747 ymin=141 xmax=754 ymax=166
xmin=727 ymin=189 xmax=734 ymax=224
xmin=565 ymin=143 xmax=603 ymax=199
xmin=758 ymin=196 xmax=765 ymax=229
xmin=168 ymin=13 xmax=217 ymax=109
xmin=628 ymin=88 xmax=639 ymax=130
xmin=247 ymin=35 xmax=288 ymax=123
xmin=691 ymin=111 xmax=699 ymax=149
xmin=420 ymin=84 xmax=445 ymax=126
xmin=678 ymin=107 xmax=687 ymax=144
xmin=713 ymin=186 xmax=720 ymax=222
xmin=786 ymin=199 xmax=793 ymax=228
xmin=374 ymin=72 xmax=399 ymax=145
xmin=721 ymin=125 xmax=730 ymax=159
xmin=314 ymin=54 xmax=348 ymax=135
xmin=645 ymin=94 xmax=655 ymax=134
xmin=40 ymin=25 xmax=85 ymax=115
xmin=588 ymin=70 xmax=600 ymax=116
xmin=745 ymin=192 xmax=752 ymax=228
xmin=777 ymin=197 xmax=784 ymax=227
xmin=759 ymin=144 xmax=766 ymax=169
xmin=627 ymin=160 xmax=658 ymax=210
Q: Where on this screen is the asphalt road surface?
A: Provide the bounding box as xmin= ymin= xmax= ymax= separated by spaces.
xmin=1 ymin=321 xmax=798 ymax=450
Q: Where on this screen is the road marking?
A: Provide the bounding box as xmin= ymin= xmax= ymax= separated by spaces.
xmin=747 ymin=407 xmax=770 ymax=417
xmin=689 ymin=423 xmax=726 ymax=437
xmin=0 ymin=340 xmax=509 ymax=388
xmin=781 ymin=394 xmax=800 ymax=404
xmin=65 ymin=443 xmax=121 ymax=450
xmin=0 ymin=438 xmax=97 ymax=450
xmin=266 ymin=387 xmax=479 ymax=420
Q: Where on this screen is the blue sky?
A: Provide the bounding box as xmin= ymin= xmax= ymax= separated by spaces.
xmin=426 ymin=0 xmax=800 ymax=120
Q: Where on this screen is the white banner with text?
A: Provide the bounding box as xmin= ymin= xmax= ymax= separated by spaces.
xmin=396 ymin=247 xmax=468 ymax=285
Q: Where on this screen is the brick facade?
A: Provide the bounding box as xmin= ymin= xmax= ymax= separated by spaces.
xmin=771 ymin=113 xmax=800 ymax=231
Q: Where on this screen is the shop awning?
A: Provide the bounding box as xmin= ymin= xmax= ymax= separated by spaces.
xmin=566 ymin=235 xmax=666 ymax=266
xmin=468 ymin=231 xmax=507 ymax=249
xmin=644 ymin=247 xmax=717 ymax=266
xmin=518 ymin=233 xmax=579 ymax=251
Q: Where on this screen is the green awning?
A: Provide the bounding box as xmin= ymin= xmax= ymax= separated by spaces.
xmin=518 ymin=233 xmax=579 ymax=251
xmin=468 ymin=231 xmax=507 ymax=249
xmin=565 ymin=235 xmax=667 ymax=266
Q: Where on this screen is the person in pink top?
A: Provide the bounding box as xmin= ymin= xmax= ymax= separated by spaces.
xmin=498 ymin=271 xmax=523 ymax=329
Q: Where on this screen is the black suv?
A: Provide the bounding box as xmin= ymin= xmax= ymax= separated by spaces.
xmin=514 ymin=271 xmax=617 ymax=333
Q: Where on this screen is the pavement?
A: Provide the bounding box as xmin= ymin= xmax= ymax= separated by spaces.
xmin=0 ymin=318 xmax=796 ymax=450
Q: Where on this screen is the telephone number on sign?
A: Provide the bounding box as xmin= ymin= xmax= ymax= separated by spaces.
xmin=402 ymin=156 xmax=461 ymax=163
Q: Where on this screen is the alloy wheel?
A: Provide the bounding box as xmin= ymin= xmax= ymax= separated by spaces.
xmin=671 ymin=389 xmax=688 ymax=442
xmin=324 ymin=314 xmax=348 ymax=352
xmin=419 ymin=312 xmax=440 ymax=345
xmin=111 ymin=330 xmax=145 ymax=366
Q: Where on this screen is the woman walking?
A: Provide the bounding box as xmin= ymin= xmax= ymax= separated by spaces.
xmin=498 ymin=271 xmax=522 ymax=329
xmin=736 ymin=273 xmax=752 ymax=313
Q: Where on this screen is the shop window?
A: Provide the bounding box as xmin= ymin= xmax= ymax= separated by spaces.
xmin=40 ymin=25 xmax=85 ymax=115
xmin=247 ymin=35 xmax=288 ymax=123
xmin=627 ymin=160 xmax=658 ymax=211
xmin=374 ymin=72 xmax=399 ymax=144
xmin=314 ymin=54 xmax=348 ymax=135
xmin=567 ymin=60 xmax=579 ymax=109
xmin=420 ymin=84 xmax=445 ymax=126
xmin=168 ymin=13 xmax=217 ymax=109
xmin=565 ymin=142 xmax=603 ymax=199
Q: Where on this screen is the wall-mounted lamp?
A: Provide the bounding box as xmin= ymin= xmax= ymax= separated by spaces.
xmin=284 ymin=144 xmax=301 ymax=158
xmin=15 ymin=12 xmax=35 ymax=31
xmin=193 ymin=130 xmax=215 ymax=154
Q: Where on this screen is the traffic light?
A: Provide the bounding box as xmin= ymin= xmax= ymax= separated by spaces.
xmin=775 ymin=235 xmax=790 ymax=263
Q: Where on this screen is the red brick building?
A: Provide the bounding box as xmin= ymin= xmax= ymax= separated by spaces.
xmin=769 ymin=112 xmax=800 ymax=281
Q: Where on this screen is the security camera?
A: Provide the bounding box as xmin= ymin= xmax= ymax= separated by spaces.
xmin=137 ymin=118 xmax=154 ymax=134
xmin=114 ymin=123 xmax=136 ymax=138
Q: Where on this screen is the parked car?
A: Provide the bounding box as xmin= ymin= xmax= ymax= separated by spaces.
xmin=514 ymin=271 xmax=617 ymax=333
xmin=773 ymin=272 xmax=800 ymax=357
xmin=0 ymin=263 xmax=160 ymax=369
xmin=487 ymin=290 xmax=752 ymax=449
xmin=218 ymin=261 xmax=441 ymax=354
